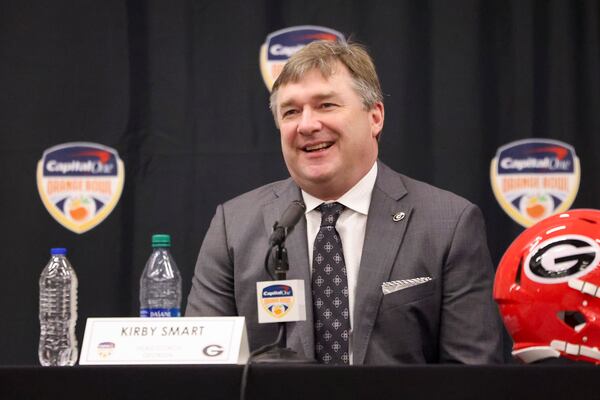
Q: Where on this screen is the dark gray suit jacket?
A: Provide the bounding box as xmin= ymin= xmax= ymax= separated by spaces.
xmin=186 ymin=161 xmax=503 ymax=364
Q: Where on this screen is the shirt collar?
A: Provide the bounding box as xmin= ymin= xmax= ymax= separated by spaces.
xmin=301 ymin=162 xmax=378 ymax=216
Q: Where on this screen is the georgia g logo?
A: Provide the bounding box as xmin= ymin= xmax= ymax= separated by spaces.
xmin=525 ymin=234 xmax=600 ymax=283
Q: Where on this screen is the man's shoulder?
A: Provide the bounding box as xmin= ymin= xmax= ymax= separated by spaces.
xmin=221 ymin=177 xmax=296 ymax=210
xmin=377 ymin=162 xmax=473 ymax=210
xmin=402 ymin=174 xmax=472 ymax=208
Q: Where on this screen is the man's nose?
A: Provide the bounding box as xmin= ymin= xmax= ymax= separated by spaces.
xmin=297 ymin=107 xmax=321 ymax=135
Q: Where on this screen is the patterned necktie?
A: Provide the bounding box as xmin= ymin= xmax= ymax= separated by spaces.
xmin=312 ymin=202 xmax=350 ymax=364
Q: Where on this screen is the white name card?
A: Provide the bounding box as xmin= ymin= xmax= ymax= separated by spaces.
xmin=80 ymin=317 xmax=249 ymax=365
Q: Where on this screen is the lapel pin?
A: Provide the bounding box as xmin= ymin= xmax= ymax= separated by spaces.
xmin=392 ymin=212 xmax=406 ymax=222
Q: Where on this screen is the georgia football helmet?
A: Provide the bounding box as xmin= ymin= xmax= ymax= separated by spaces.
xmin=494 ymin=209 xmax=600 ymax=364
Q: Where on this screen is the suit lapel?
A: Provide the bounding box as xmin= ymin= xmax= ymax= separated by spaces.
xmin=262 ymin=180 xmax=314 ymax=359
xmin=352 ymin=162 xmax=412 ymax=364
xmin=260 ymin=163 xmax=412 ymax=363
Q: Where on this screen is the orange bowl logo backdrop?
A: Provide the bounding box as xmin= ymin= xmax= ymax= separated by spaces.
xmin=490 ymin=139 xmax=580 ymax=227
xmin=37 ymin=142 xmax=125 ymax=234
xmin=259 ymin=25 xmax=345 ymax=91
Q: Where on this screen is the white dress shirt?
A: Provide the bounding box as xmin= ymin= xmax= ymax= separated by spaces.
xmin=301 ymin=162 xmax=378 ymax=358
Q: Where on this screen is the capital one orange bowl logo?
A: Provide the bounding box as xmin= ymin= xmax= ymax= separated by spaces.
xmin=37 ymin=142 xmax=125 ymax=234
xmin=96 ymin=342 xmax=115 ymax=359
xmin=260 ymin=284 xmax=294 ymax=318
xmin=259 ymin=25 xmax=345 ymax=91
xmin=490 ymin=139 xmax=580 ymax=227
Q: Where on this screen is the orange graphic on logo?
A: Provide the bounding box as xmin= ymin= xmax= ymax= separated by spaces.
xmin=521 ymin=194 xmax=552 ymax=221
xmin=68 ymin=197 xmax=91 ymax=221
xmin=525 ymin=197 xmax=545 ymax=218
xmin=270 ymin=305 xmax=287 ymax=316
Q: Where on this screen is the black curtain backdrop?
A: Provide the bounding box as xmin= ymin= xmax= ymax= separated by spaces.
xmin=1 ymin=0 xmax=598 ymax=365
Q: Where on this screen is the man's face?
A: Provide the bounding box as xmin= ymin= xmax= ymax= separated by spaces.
xmin=275 ymin=63 xmax=384 ymax=200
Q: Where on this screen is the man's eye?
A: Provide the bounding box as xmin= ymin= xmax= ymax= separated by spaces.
xmin=282 ymin=109 xmax=298 ymax=118
xmin=320 ymin=103 xmax=337 ymax=109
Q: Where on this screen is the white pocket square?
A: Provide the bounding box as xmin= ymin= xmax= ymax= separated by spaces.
xmin=381 ymin=277 xmax=432 ymax=295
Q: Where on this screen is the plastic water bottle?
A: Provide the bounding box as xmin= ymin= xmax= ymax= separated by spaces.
xmin=38 ymin=248 xmax=78 ymax=366
xmin=140 ymin=234 xmax=182 ymax=317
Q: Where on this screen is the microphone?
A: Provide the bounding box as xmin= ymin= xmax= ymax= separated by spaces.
xmin=269 ymin=200 xmax=306 ymax=246
xmin=254 ymin=199 xmax=312 ymax=364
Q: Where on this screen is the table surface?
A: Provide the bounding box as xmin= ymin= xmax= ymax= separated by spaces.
xmin=0 ymin=364 xmax=596 ymax=400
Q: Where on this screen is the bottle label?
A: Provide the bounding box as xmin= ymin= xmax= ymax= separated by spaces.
xmin=140 ymin=308 xmax=181 ymax=318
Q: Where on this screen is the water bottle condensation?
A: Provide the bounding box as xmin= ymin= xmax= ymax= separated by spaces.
xmin=38 ymin=248 xmax=78 ymax=366
xmin=140 ymin=234 xmax=182 ymax=317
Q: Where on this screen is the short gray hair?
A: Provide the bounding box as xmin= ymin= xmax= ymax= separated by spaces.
xmin=269 ymin=40 xmax=383 ymax=119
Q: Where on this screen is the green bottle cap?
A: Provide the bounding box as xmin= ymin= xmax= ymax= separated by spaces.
xmin=151 ymin=234 xmax=171 ymax=248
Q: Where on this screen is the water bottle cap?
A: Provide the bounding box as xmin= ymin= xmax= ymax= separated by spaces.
xmin=151 ymin=234 xmax=171 ymax=248
xmin=50 ymin=248 xmax=67 ymax=255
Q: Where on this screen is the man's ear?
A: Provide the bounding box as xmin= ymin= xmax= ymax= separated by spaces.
xmin=370 ymin=102 xmax=384 ymax=139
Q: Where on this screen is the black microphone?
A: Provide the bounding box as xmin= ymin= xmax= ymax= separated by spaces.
xmin=269 ymin=200 xmax=306 ymax=246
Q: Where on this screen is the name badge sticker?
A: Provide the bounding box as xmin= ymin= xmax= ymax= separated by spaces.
xmin=80 ymin=317 xmax=248 ymax=365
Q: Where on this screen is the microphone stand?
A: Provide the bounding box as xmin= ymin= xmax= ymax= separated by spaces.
xmin=252 ymin=238 xmax=315 ymax=363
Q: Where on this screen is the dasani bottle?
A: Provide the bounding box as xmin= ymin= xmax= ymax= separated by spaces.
xmin=140 ymin=234 xmax=182 ymax=317
xmin=39 ymin=247 xmax=78 ymax=366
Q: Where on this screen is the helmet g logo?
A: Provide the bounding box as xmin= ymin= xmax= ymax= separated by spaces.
xmin=525 ymin=235 xmax=600 ymax=283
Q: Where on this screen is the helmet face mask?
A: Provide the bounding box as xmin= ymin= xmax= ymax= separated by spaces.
xmin=494 ymin=209 xmax=600 ymax=364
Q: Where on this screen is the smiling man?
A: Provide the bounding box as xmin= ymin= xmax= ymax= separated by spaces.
xmin=186 ymin=40 xmax=503 ymax=365
xmin=275 ymin=65 xmax=383 ymax=201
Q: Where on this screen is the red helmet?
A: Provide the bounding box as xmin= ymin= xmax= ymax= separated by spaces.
xmin=494 ymin=209 xmax=600 ymax=364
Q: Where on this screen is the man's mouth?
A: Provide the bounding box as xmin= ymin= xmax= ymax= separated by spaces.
xmin=303 ymin=142 xmax=333 ymax=152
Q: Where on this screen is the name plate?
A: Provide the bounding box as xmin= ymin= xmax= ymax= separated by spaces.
xmin=80 ymin=317 xmax=249 ymax=365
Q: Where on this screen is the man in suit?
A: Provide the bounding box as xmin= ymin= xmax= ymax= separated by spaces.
xmin=186 ymin=40 xmax=503 ymax=364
